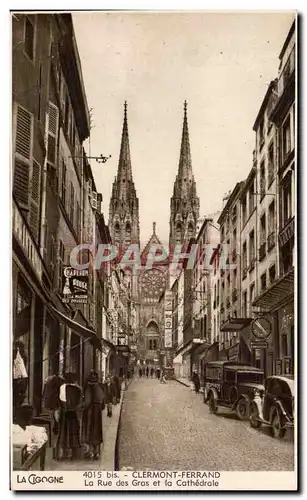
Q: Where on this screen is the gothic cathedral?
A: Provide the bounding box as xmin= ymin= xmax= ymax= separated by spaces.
xmin=108 ymin=101 xmax=199 ymax=366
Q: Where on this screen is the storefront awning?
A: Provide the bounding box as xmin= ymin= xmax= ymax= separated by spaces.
xmin=252 ymin=268 xmax=294 ymax=310
xmin=220 ymin=317 xmax=253 ymax=332
xmin=175 ymin=338 xmax=207 ymax=357
xmin=48 ymin=304 xmax=103 ymax=352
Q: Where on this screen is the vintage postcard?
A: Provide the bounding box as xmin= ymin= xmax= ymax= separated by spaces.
xmin=11 ymin=10 xmax=297 ymax=491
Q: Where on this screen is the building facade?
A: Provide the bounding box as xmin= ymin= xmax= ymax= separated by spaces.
xmin=253 ymin=20 xmax=295 ymax=377
xmin=12 ymin=13 xmax=117 ymax=422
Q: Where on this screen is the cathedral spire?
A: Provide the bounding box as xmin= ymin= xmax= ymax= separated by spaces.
xmin=108 ymin=102 xmax=140 ymax=248
xmin=178 ymin=100 xmax=192 ymax=181
xmin=118 ymin=101 xmax=132 ymax=181
xmin=169 ymin=101 xmax=200 ymax=247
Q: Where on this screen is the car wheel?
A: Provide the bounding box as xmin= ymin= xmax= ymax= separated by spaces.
xmin=236 ymin=398 xmax=250 ymax=421
xmin=209 ymin=393 xmax=218 ymax=414
xmin=250 ymin=402 xmax=261 ymax=429
xmin=271 ymin=408 xmax=286 ymax=439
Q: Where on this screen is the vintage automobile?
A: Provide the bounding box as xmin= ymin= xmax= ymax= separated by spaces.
xmin=203 ymin=361 xmax=265 ymax=420
xmin=249 ymin=375 xmax=294 ymax=438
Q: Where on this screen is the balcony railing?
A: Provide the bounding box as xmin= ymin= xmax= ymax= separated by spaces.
xmin=226 ymin=298 xmax=231 ymax=309
xmin=232 ymin=289 xmax=238 ymax=302
xmin=259 ymin=242 xmax=266 ymax=261
xmin=220 ymin=303 xmax=225 ymax=313
xmin=249 ymin=257 xmax=256 ymax=272
xmin=279 ymin=216 xmax=295 ymax=248
xmin=242 ymin=266 xmax=248 ymax=280
xmin=12 ymin=199 xmax=43 ymax=282
xmin=267 ymin=232 xmax=276 ymax=251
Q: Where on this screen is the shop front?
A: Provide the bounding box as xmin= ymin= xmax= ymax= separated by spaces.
xmin=220 ymin=318 xmax=253 ymax=366
xmin=252 ymin=267 xmax=294 ymax=377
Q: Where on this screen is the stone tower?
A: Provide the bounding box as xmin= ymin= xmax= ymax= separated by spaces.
xmin=169 ymin=101 xmax=200 ymax=248
xmin=109 ymin=102 xmax=140 ymax=250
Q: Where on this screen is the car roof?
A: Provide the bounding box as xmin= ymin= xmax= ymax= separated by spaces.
xmin=205 ymin=361 xmax=248 ymax=367
xmin=225 ymin=365 xmax=264 ymax=373
xmin=266 ymin=375 xmax=295 ymax=393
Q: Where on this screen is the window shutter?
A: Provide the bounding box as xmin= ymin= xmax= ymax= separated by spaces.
xmin=15 ymin=105 xmax=32 ymax=161
xmin=13 ymin=159 xmax=30 ymax=206
xmin=47 ymin=102 xmax=59 ymax=166
xmin=29 ymin=160 xmax=41 ymax=241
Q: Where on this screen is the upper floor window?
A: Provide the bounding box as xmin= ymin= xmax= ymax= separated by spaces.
xmin=249 ymin=180 xmax=255 ymax=214
xmin=268 ymin=142 xmax=275 ymax=186
xmin=259 ymin=119 xmax=265 ymax=148
xmin=260 ymin=161 xmax=266 ymax=199
xmin=282 ymin=173 xmax=293 ymax=227
xmin=283 ymin=116 xmax=292 ymax=162
xmin=24 ymin=16 xmax=35 ymax=61
xmin=242 ymin=195 xmax=247 ymax=226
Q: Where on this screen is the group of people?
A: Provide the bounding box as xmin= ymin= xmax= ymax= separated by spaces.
xmin=138 ymin=365 xmax=166 ymax=383
xmin=42 ymin=370 xmax=122 ymax=461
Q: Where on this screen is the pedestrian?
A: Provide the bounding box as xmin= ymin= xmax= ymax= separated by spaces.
xmin=150 ymin=367 xmax=154 ymax=378
xmin=56 ymin=372 xmax=82 ymax=461
xmin=156 ymin=368 xmax=161 ymax=380
xmin=139 ymin=368 xmax=142 ymax=378
xmin=146 ymin=366 xmax=149 ymax=378
xmin=104 ymin=375 xmax=113 ymax=418
xmin=142 ymin=367 xmax=145 ymax=377
xmin=160 ymin=370 xmax=166 ymax=384
xmin=192 ymin=370 xmax=201 ymax=393
xmin=82 ymin=370 xmax=105 ymax=460
xmin=42 ymin=373 xmax=65 ymax=436
xmin=112 ymin=374 xmax=121 ymax=404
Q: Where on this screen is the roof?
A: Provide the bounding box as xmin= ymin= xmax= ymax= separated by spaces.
xmin=217 ymin=182 xmax=244 ymax=224
xmin=140 ymin=222 xmax=169 ymax=264
xmin=225 ymin=366 xmax=264 ymax=373
xmin=279 ymin=19 xmax=296 ymax=60
xmin=266 ymin=375 xmax=295 ymax=393
xmin=253 ymin=80 xmax=277 ymax=131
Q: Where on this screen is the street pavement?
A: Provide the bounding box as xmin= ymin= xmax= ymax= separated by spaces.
xmin=117 ymin=377 xmax=295 ymax=471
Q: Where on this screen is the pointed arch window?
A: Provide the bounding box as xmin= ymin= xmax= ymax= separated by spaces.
xmin=176 ymin=222 xmax=182 ymax=243
xmin=187 ymin=223 xmax=194 ymax=240
xmin=114 ymin=223 xmax=120 ymax=243
xmin=125 ymin=222 xmax=131 ymax=245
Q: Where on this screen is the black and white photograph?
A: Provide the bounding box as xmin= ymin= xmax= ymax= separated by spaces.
xmin=11 ymin=9 xmax=297 ymax=491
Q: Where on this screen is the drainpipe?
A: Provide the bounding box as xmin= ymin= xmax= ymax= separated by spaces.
xmin=39 ymin=24 xmax=52 ymax=258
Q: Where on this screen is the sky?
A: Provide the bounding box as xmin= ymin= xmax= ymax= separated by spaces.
xmin=72 ymin=11 xmax=295 ymax=248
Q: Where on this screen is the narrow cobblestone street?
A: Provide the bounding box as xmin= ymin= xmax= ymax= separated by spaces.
xmin=117 ymin=378 xmax=295 ymax=471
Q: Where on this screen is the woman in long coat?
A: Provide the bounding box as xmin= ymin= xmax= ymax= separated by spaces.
xmin=82 ymin=370 xmax=105 ymax=460
xmin=56 ymin=372 xmax=82 ymax=460
xmin=192 ymin=370 xmax=201 ymax=393
xmin=112 ymin=375 xmax=121 ymax=404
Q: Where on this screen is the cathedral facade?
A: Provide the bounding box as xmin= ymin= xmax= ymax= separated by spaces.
xmin=108 ymin=101 xmax=199 ymax=367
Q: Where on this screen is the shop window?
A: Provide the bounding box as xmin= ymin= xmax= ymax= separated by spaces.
xmin=281 ymin=334 xmax=288 ymax=358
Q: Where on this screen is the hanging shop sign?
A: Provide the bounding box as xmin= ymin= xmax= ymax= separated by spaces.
xmin=164 ymin=289 xmax=173 ymax=348
xmin=165 ymin=330 xmax=172 ymax=348
xmin=164 ymin=291 xmax=173 ymax=311
xmin=62 ymin=267 xmax=88 ymax=304
xmin=117 ymin=334 xmax=128 ymax=346
xmin=251 ymin=317 xmax=271 ymax=340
